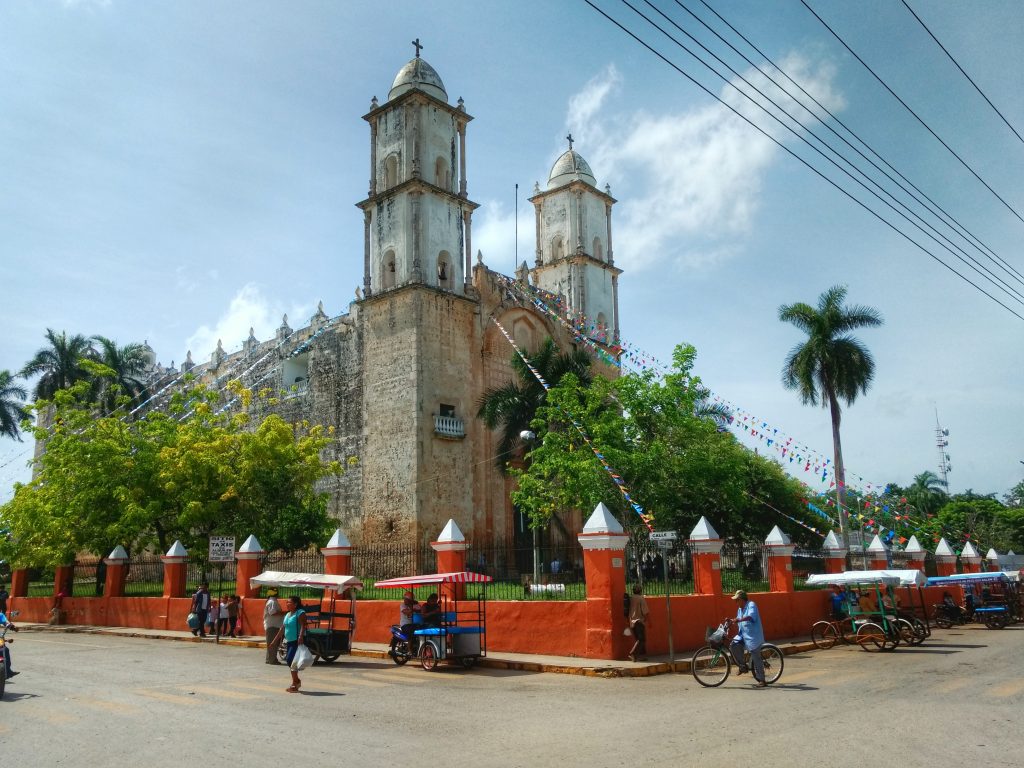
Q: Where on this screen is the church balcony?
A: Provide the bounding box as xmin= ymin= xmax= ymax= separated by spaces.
xmin=434 ymin=415 xmax=465 ymax=439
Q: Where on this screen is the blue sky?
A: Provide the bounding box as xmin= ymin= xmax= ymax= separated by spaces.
xmin=2 ymin=0 xmax=1022 ymax=508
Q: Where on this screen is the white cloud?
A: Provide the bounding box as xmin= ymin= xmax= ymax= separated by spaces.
xmin=183 ymin=283 xmax=313 ymax=362
xmin=474 ymin=200 xmax=522 ymax=273
xmin=562 ymin=53 xmax=843 ymax=273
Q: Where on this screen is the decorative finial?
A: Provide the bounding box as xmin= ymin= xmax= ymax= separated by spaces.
xmin=371 ymin=95 xmax=378 ymax=109
xmin=533 ymin=181 xmax=540 ymax=194
xmin=476 ymin=249 xmax=483 ymax=265
xmin=605 ymin=183 xmax=611 ymax=194
xmin=566 ymin=132 xmax=574 ymax=151
xmin=412 ymin=38 xmax=423 ymax=58
xmin=457 ymin=96 xmax=465 ymax=111
xmin=318 ymin=300 xmax=324 ymax=313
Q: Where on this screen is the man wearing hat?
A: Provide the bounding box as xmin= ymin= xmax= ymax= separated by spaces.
xmin=729 ymin=590 xmax=766 ymax=687
xmin=263 ymin=589 xmax=284 ymax=664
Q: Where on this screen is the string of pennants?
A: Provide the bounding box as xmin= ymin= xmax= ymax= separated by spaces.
xmin=491 ymin=316 xmax=654 ymax=532
xmin=495 ymin=276 xmax=991 ymax=553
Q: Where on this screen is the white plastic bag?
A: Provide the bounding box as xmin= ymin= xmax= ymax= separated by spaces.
xmin=623 ymin=626 xmax=633 ymax=637
xmin=291 ymin=643 xmax=313 ymax=671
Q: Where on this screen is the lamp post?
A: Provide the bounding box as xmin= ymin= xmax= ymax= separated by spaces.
xmin=520 ymin=430 xmax=542 ymax=582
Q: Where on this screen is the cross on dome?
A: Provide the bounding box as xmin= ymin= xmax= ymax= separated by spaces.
xmin=566 ymin=132 xmax=574 ymax=150
xmin=412 ymin=38 xmax=423 ymax=58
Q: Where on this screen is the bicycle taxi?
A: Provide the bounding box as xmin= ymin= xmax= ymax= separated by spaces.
xmin=374 ymin=571 xmax=490 ymax=671
xmin=926 ymin=571 xmax=1018 ymax=629
xmin=806 ymin=570 xmax=928 ymax=650
xmin=249 ymin=571 xmax=362 ymax=664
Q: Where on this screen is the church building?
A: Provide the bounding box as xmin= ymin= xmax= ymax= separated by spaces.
xmin=155 ymin=47 xmax=624 ymax=552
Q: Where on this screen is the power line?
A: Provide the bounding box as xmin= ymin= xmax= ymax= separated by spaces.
xmin=693 ymin=0 xmax=1024 ymax=290
xmin=900 ymin=0 xmax=1024 ymax=147
xmin=800 ymin=0 xmax=1024 ymax=226
xmin=627 ymin=0 xmax=1024 ymax=306
xmin=585 ymin=0 xmax=1024 ymax=319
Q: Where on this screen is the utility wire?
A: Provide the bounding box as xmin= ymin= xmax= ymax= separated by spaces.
xmin=901 ymin=0 xmax=1024 ymax=147
xmin=630 ymin=0 xmax=1024 ymax=305
xmin=581 ymin=0 xmax=1024 ymax=321
xmin=800 ymin=0 xmax=1024 ymax=226
xmin=693 ymin=0 xmax=1024 ymax=290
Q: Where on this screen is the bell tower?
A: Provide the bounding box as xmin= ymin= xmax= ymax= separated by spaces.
xmin=529 ymin=136 xmax=621 ymax=343
xmin=357 ymin=40 xmax=479 ymax=297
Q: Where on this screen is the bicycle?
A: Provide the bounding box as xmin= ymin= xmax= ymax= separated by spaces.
xmin=691 ymin=621 xmax=784 ymax=688
xmin=810 ymin=615 xmax=858 ymax=649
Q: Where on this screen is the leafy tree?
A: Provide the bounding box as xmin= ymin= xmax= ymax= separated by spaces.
xmin=90 ymin=335 xmax=151 ymax=415
xmin=0 ymin=380 xmax=346 ymax=567
xmin=905 ymin=471 xmax=948 ymax=516
xmin=0 ymin=370 xmax=29 ymax=440
xmin=19 ymin=329 xmax=95 ymax=401
xmin=1004 ymin=480 xmax=1024 ymax=509
xmin=778 ymin=285 xmax=882 ymax=545
xmin=477 ymin=337 xmax=591 ymax=472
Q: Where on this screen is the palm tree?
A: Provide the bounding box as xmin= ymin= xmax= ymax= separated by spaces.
xmin=0 ymin=370 xmax=30 ymax=440
xmin=91 ymin=335 xmax=151 ymax=415
xmin=906 ymin=471 xmax=947 ymax=516
xmin=779 ymin=285 xmax=883 ymax=545
xmin=477 ymin=337 xmax=592 ymax=472
xmin=19 ymin=329 xmax=95 ymax=401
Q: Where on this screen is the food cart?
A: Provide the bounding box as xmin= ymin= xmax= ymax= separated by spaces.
xmin=374 ymin=571 xmax=490 ymax=670
xmin=249 ymin=571 xmax=362 ymax=663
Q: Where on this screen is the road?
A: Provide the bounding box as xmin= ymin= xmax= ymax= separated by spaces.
xmin=2 ymin=625 xmax=1021 ymax=767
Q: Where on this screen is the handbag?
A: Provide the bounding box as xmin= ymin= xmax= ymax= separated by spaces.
xmin=291 ymin=643 xmax=314 ymax=671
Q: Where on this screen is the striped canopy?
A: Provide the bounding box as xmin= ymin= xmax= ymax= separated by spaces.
xmin=373 ymin=571 xmax=494 ymax=588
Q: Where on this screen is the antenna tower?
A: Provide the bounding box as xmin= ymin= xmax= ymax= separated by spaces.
xmin=934 ymin=409 xmax=951 ymax=491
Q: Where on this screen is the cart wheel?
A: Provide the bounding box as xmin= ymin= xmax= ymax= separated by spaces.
xmin=909 ymin=618 xmax=928 ymax=644
xmin=811 ymin=621 xmax=838 ymax=650
xmin=0 ymin=664 xmax=6 ymax=700
xmin=390 ymin=642 xmax=410 ymax=666
xmin=420 ymin=642 xmax=438 ymax=671
xmin=934 ymin=612 xmax=952 ymax=629
xmin=856 ymin=622 xmax=886 ymax=652
xmin=839 ymin=617 xmax=857 ymax=644
xmin=460 ymin=656 xmax=477 ymax=669
xmin=895 ymin=619 xmax=917 ymax=646
xmin=320 ymin=653 xmax=341 ymax=663
xmin=984 ymin=614 xmax=1007 ymax=630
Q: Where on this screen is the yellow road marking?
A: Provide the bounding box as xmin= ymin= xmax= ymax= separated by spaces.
xmin=776 ymin=669 xmax=828 ymax=684
xmin=23 ymin=637 xmax=108 ymax=649
xmin=227 ymin=680 xmax=290 ymax=694
xmin=187 ymin=685 xmax=260 ymax=700
xmin=934 ymin=677 xmax=973 ymax=694
xmin=73 ymin=696 xmax=143 ymax=715
xmin=360 ymin=671 xmax=426 ymax=684
xmin=136 ymin=689 xmax=199 ymax=706
xmin=988 ymin=679 xmax=1024 ymax=698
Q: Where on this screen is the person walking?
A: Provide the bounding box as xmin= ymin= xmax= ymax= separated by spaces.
xmin=271 ymin=596 xmax=307 ymax=693
xmin=263 ymin=589 xmax=284 ymax=664
xmin=0 ymin=583 xmax=9 ymax=615
xmin=226 ymin=595 xmax=240 ymax=637
xmin=190 ymin=582 xmax=210 ymax=638
xmin=627 ymin=584 xmax=649 ymax=662
xmin=729 ymin=590 xmax=766 ymax=687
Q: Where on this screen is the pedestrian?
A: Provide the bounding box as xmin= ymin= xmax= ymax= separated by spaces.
xmin=551 ymin=556 xmax=561 ymax=575
xmin=627 ymin=583 xmax=649 ymax=662
xmin=190 ymin=581 xmax=210 ymax=638
xmin=0 ymin=583 xmax=9 ymax=615
xmin=264 ymin=589 xmax=284 ymax=664
xmin=226 ymin=594 xmax=240 ymax=637
xmin=271 ymin=596 xmax=307 ymax=693
xmin=217 ymin=594 xmax=230 ymax=636
xmin=728 ymin=589 xmax=766 ymax=687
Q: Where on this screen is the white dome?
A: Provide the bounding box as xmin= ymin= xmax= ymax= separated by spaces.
xmin=389 ymin=57 xmax=447 ymax=102
xmin=547 ymin=150 xmax=596 ymax=189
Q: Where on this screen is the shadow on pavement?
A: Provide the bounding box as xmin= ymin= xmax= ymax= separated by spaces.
xmin=299 ymin=690 xmax=346 ymax=697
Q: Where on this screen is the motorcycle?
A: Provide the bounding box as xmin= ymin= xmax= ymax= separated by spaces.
xmin=388 ymin=624 xmax=418 ymax=666
xmin=932 ymin=602 xmax=971 ymax=629
xmin=0 ymin=610 xmax=20 ymax=700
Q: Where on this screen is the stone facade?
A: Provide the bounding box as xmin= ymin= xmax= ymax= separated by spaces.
xmin=144 ymin=51 xmax=622 ymax=549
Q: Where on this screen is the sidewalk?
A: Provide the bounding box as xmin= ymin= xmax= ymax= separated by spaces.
xmin=18 ymin=622 xmax=819 ymax=677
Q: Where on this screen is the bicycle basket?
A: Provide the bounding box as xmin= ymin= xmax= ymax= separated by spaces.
xmin=706 ymin=625 xmax=727 ymax=647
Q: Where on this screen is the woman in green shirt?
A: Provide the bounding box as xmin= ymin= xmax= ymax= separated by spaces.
xmin=273 ymin=596 xmax=307 ymax=692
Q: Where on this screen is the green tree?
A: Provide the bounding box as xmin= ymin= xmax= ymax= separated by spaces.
xmin=0 ymin=370 xmax=29 ymax=440
xmin=19 ymin=329 xmax=95 ymax=401
xmin=778 ymin=285 xmax=882 ymax=546
xmin=477 ymin=337 xmax=591 ymax=472
xmin=90 ymin=335 xmax=151 ymax=415
xmin=906 ymin=471 xmax=948 ymax=516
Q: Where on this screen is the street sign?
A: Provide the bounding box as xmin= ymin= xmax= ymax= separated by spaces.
xmin=209 ymin=536 xmax=236 ymax=563
xmin=649 ymin=531 xmax=677 ymax=542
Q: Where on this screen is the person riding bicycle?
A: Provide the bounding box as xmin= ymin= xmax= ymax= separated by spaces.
xmin=728 ymin=590 xmax=766 ymax=687
xmin=0 ymin=609 xmax=18 ymax=679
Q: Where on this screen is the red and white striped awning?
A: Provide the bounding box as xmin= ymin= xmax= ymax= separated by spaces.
xmin=373 ymin=571 xmax=494 ymax=588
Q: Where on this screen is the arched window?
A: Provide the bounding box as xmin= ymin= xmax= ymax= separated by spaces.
xmin=551 ymin=235 xmax=564 ymax=262
xmin=382 ymin=250 xmax=397 ymax=290
xmin=437 ymin=251 xmax=452 ymax=290
xmin=434 ymin=156 xmax=450 ymax=190
xmin=384 ymin=154 xmax=399 ymax=189
xmin=593 ymin=237 xmax=603 ymax=261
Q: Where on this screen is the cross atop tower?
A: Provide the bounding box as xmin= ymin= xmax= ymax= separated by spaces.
xmin=566 ymin=132 xmax=574 ymax=151
xmin=412 ymin=38 xmax=423 ymax=58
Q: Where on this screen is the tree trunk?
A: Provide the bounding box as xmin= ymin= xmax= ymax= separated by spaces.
xmin=828 ymin=392 xmax=849 ymax=548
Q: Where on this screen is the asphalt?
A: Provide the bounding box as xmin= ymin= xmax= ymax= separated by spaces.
xmin=16 ymin=622 xmax=819 ymax=677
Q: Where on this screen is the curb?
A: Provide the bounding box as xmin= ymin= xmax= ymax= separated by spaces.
xmin=17 ymin=624 xmax=818 ymax=677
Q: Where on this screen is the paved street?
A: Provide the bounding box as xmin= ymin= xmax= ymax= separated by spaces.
xmin=2 ymin=625 xmax=1022 ymax=768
